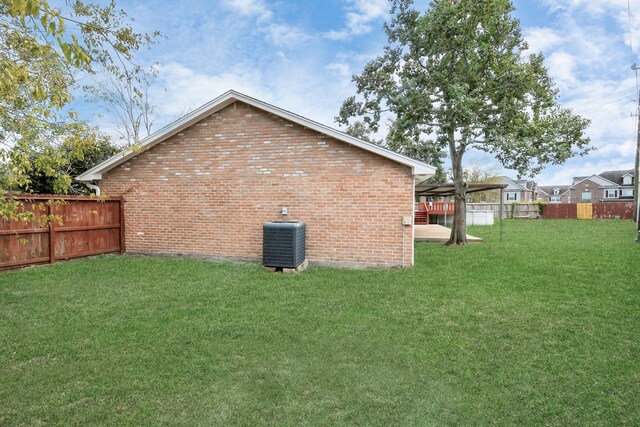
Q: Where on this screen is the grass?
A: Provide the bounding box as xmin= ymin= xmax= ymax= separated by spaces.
xmin=0 ymin=220 xmax=638 ymax=426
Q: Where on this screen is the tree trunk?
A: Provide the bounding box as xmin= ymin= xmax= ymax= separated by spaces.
xmin=446 ymin=135 xmax=467 ymax=246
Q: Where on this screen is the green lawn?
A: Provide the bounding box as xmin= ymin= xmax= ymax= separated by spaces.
xmin=1 ymin=220 xmax=638 ymax=426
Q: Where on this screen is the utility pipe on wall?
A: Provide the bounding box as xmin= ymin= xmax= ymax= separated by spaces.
xmin=402 ymin=224 xmax=405 ymax=268
xmin=85 ymin=183 xmax=101 ymax=196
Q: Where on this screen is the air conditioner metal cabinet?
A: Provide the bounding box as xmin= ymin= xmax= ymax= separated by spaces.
xmin=263 ymin=222 xmax=306 ymax=268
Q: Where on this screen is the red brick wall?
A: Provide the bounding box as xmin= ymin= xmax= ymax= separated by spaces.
xmin=570 ymin=180 xmax=604 ymax=203
xmin=99 ymin=101 xmax=415 ymax=268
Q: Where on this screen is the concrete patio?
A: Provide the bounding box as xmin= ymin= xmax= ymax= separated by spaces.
xmin=414 ymin=224 xmax=482 ymax=243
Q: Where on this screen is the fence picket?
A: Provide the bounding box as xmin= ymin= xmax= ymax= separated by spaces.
xmin=1 ymin=195 xmax=123 ymax=270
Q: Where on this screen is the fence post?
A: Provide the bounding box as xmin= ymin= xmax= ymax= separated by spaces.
xmin=119 ymin=199 xmax=125 ymax=253
xmin=48 ymin=198 xmax=56 ymax=264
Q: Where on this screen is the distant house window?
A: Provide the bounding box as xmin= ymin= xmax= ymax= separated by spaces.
xmin=553 ymin=188 xmax=560 ymax=195
xmin=605 ymin=189 xmax=618 ymax=198
xmin=550 ymin=196 xmax=561 ymax=203
xmin=621 ymin=188 xmax=634 ymax=197
xmin=506 ymin=192 xmax=518 ymax=201
xmin=622 ymin=175 xmax=633 ymax=186
xmin=582 ymin=191 xmax=592 ymax=202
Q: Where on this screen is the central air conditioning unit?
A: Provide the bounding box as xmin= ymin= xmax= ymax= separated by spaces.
xmin=263 ymin=221 xmax=306 ymax=268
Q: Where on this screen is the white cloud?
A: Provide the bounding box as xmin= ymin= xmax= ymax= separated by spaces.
xmin=523 ymin=27 xmax=563 ymax=53
xmin=324 ymin=0 xmax=388 ymax=40
xmin=546 ymin=51 xmax=578 ymax=88
xmin=540 ymin=0 xmax=628 ymax=16
xmin=220 ymin=0 xmax=272 ymax=21
xmin=324 ymin=30 xmax=350 ymax=41
xmin=325 ymin=62 xmax=353 ymax=79
xmin=151 ymin=62 xmax=267 ymax=120
xmin=219 ymin=0 xmax=310 ymax=47
xmin=148 ymin=57 xmax=359 ymax=133
xmin=539 ymin=0 xmax=640 ymax=54
xmin=261 ymin=23 xmax=312 ymax=46
xmin=597 ymin=140 xmax=636 ymax=157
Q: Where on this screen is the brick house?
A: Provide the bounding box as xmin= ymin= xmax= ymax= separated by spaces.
xmin=568 ymin=170 xmax=634 ymax=203
xmin=538 ymin=169 xmax=635 ymax=203
xmin=77 ymin=90 xmax=435 ymax=268
xmin=569 ymin=175 xmax=615 ymax=203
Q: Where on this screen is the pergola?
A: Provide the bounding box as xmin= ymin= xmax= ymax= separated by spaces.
xmin=415 ymin=182 xmax=508 ymax=198
xmin=415 ymin=182 xmax=509 ymax=240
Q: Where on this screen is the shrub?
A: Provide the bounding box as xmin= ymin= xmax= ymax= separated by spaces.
xmin=535 ymin=200 xmax=548 ymax=217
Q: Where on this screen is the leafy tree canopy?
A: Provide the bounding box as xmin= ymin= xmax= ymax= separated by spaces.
xmin=0 ymin=0 xmax=159 ymax=221
xmin=337 ymin=0 xmax=590 ymax=244
xmin=6 ymin=121 xmax=117 ymax=195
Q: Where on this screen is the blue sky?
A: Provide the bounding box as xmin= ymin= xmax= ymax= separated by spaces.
xmin=84 ymin=0 xmax=640 ymax=185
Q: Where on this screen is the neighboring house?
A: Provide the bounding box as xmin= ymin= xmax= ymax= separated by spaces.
xmin=497 ymin=176 xmax=540 ymax=203
xmin=597 ymin=169 xmax=635 ymax=200
xmin=569 ymin=175 xmax=619 ymax=203
xmin=569 ymin=169 xmax=635 ymax=202
xmin=539 ymin=169 xmax=635 ymax=203
xmin=77 ymin=90 xmax=436 ymax=268
xmin=538 ymin=185 xmax=570 ymax=204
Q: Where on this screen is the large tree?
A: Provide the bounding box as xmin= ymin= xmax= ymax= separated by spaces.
xmin=0 ymin=0 xmax=158 ymax=221
xmin=338 ymin=0 xmax=590 ymax=245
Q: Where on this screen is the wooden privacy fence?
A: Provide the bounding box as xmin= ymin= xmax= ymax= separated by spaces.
xmin=543 ymin=202 xmax=634 ymax=220
xmin=1 ymin=195 xmax=124 ymax=270
xmin=592 ymin=202 xmax=635 ymax=219
xmin=543 ymin=203 xmax=577 ymax=219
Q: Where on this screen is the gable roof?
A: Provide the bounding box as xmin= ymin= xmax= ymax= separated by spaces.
xmin=77 ymin=90 xmax=436 ymax=181
xmin=499 ymin=176 xmax=531 ymax=191
xmin=598 ymin=169 xmax=634 ymax=186
xmin=538 ymin=185 xmax=570 ymax=196
xmin=571 ymin=174 xmax=619 ymax=188
xmin=572 ymin=176 xmax=588 ymax=185
xmin=515 ymin=179 xmax=537 ymax=190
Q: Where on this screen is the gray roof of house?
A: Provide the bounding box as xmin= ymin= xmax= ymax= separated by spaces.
xmin=515 ymin=180 xmax=537 ymax=190
xmin=598 ymin=169 xmax=635 ymax=186
xmin=539 ymin=185 xmax=570 ymax=195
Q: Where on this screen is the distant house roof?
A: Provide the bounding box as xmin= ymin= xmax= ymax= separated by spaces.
xmin=538 ymin=185 xmax=570 ymax=196
xmin=598 ymin=169 xmax=635 ymax=186
xmin=572 ymin=176 xmax=588 ymax=185
xmin=77 ymin=90 xmax=437 ymax=181
xmin=499 ymin=176 xmax=536 ymax=192
xmin=571 ymin=174 xmax=619 ymax=188
xmin=515 ymin=179 xmax=537 ymax=190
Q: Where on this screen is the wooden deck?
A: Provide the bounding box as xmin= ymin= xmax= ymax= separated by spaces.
xmin=414 ymin=202 xmax=455 ymax=224
xmin=414 ymin=224 xmax=482 ymax=243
